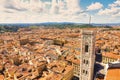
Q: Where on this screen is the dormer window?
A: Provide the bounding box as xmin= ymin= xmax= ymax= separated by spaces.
xmin=85 ymin=45 xmax=89 ymax=52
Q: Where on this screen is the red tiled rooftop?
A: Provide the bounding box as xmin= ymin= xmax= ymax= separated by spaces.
xmin=106 ymin=68 xmax=120 ymax=80
xmin=0 ymin=75 xmax=4 ymax=80
xmin=102 ymin=52 xmax=120 ymax=59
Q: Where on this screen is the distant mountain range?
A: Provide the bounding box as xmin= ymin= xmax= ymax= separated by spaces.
xmin=92 ymin=23 xmax=120 ymax=26
xmin=0 ymin=22 xmax=120 ymax=33
xmin=0 ymin=22 xmax=120 ymax=27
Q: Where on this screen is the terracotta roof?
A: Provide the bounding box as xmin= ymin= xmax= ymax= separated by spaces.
xmin=66 ymin=54 xmax=80 ymax=65
xmin=105 ymin=68 xmax=120 ymax=80
xmin=0 ymin=75 xmax=4 ymax=80
xmin=102 ymin=52 xmax=120 ymax=59
xmin=71 ymin=59 xmax=80 ymax=65
xmin=63 ymin=65 xmax=73 ymax=75
xmin=45 ymin=73 xmax=63 ymax=80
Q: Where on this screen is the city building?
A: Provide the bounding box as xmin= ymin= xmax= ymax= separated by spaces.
xmin=0 ymin=27 xmax=120 ymax=80
xmin=105 ymin=63 xmax=120 ymax=80
xmin=72 ymin=58 xmax=80 ymax=77
xmin=80 ymin=30 xmax=96 ymax=80
xmin=102 ymin=52 xmax=120 ymax=64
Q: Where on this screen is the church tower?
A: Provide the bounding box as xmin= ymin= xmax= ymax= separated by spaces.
xmin=80 ymin=30 xmax=96 ymax=80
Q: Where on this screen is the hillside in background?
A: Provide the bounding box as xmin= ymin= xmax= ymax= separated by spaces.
xmin=0 ymin=22 xmax=119 ymax=33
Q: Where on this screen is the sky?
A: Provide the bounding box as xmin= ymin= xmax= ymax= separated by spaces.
xmin=0 ymin=0 xmax=120 ymax=23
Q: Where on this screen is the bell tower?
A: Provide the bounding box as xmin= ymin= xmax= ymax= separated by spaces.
xmin=80 ymin=30 xmax=95 ymax=80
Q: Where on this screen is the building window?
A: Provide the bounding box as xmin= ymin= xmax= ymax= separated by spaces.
xmin=85 ymin=45 xmax=89 ymax=52
xmin=86 ymin=60 xmax=89 ymax=64
xmin=86 ymin=71 xmax=88 ymax=74
xmin=83 ymin=70 xmax=85 ymax=73
xmin=83 ymin=59 xmax=85 ymax=64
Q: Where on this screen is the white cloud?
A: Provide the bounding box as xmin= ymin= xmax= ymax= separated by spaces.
xmin=87 ymin=2 xmax=103 ymax=11
xmin=0 ymin=0 xmax=119 ymax=23
xmin=66 ymin=0 xmax=81 ymax=14
xmin=98 ymin=0 xmax=120 ymax=17
xmin=51 ymin=0 xmax=59 ymax=14
xmin=109 ymin=0 xmax=120 ymax=7
xmin=98 ymin=7 xmax=120 ymax=16
xmin=0 ymin=0 xmax=85 ymax=23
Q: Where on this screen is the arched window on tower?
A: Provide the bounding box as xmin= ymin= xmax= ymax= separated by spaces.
xmin=85 ymin=45 xmax=89 ymax=52
xmin=83 ymin=70 xmax=85 ymax=74
xmin=86 ymin=60 xmax=89 ymax=64
xmin=83 ymin=59 xmax=85 ymax=64
xmin=86 ymin=71 xmax=88 ymax=75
